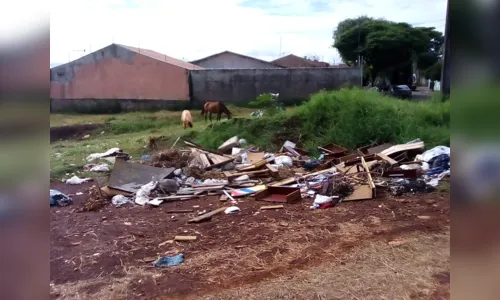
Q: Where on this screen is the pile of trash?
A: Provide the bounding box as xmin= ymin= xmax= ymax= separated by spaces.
xmin=52 ymin=136 xmax=450 ymax=213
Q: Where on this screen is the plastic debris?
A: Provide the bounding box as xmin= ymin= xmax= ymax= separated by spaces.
xmin=416 ymin=146 xmax=450 ymax=162
xmin=89 ymin=163 xmax=110 ymax=172
xmin=152 ymin=253 xmax=184 ymax=267
xmin=86 ymin=147 xmax=121 ymax=162
xmin=274 ymin=156 xmax=293 ymax=167
xmin=135 ymin=181 xmax=157 ymax=206
xmin=50 ymin=189 xmax=72 ymax=207
xmin=234 ymin=175 xmax=250 ymax=182
xmin=141 ymin=155 xmax=151 ymax=162
xmin=224 ymin=206 xmax=241 ymax=214
xmin=174 ymin=169 xmax=182 ymax=176
xmin=65 ymin=176 xmax=91 ymax=185
xmin=311 ymin=194 xmax=339 ymax=209
xmin=111 ymin=195 xmax=133 ymax=207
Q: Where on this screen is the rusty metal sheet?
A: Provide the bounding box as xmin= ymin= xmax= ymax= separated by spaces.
xmin=108 ymin=158 xmax=174 ymax=193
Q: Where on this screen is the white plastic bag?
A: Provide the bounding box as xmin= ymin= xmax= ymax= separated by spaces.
xmin=89 ymin=163 xmax=110 ymax=172
xmin=274 ymin=155 xmax=293 ymax=167
xmin=65 ymin=176 xmax=91 ymax=185
xmin=111 ymin=195 xmax=133 ymax=207
xmin=135 ymin=181 xmax=157 ymax=206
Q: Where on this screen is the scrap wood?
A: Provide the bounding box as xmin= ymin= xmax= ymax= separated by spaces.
xmin=170 ymin=136 xmax=181 ymax=149
xmin=166 ymin=209 xmax=194 ymax=213
xmin=238 ymin=158 xmax=271 ymax=171
xmin=101 ymin=186 xmax=133 ymax=197
xmin=260 ymin=205 xmax=284 ymax=210
xmin=174 ymin=236 xmax=197 ymax=241
xmin=343 ymin=185 xmax=373 ymax=201
xmin=199 ymin=153 xmax=211 ymax=169
xmin=187 ymin=207 xmax=228 ymax=223
xmin=266 ymin=163 xmax=279 ymax=173
xmin=183 ymin=139 xmax=228 ymax=156
xmin=205 ymin=157 xmax=235 ymax=170
xmin=247 ymin=152 xmax=265 ymax=164
xmin=376 ymin=153 xmax=398 ymax=165
xmin=155 ymin=195 xmax=201 ymax=201
xmin=224 ymin=169 xmax=269 ymax=180
xmin=269 ymin=167 xmax=337 ymax=187
xmin=361 ymin=156 xmax=376 ymax=191
xmin=379 ymin=141 xmax=425 ymax=157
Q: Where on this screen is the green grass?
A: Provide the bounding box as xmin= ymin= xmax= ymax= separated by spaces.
xmin=187 ymin=88 xmax=450 ymax=154
xmin=50 ymin=90 xmax=450 ymax=179
xmin=50 ymin=105 xmax=256 ymax=178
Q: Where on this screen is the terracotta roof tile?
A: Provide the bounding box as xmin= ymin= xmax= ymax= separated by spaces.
xmin=117 ymin=44 xmax=203 ymax=70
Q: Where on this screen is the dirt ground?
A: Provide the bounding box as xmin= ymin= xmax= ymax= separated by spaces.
xmin=50 ymin=180 xmax=450 ymax=300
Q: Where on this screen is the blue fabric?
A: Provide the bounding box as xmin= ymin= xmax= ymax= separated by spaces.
xmin=304 ymin=160 xmax=321 ymax=171
xmin=426 ymin=154 xmax=450 ymax=176
xmin=152 ymin=253 xmax=184 ymax=267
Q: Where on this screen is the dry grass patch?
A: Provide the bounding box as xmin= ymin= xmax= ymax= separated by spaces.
xmin=198 ymin=231 xmax=450 ymax=300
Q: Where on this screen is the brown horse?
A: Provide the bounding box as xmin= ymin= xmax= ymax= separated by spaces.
xmin=201 ymin=101 xmax=232 ymax=123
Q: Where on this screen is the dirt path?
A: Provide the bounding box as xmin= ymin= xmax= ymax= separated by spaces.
xmin=50 ymin=182 xmax=450 ymax=299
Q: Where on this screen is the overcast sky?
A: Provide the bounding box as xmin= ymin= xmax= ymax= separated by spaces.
xmin=50 ymin=0 xmax=447 ymax=67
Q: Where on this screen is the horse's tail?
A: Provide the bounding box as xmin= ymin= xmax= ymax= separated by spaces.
xmin=200 ymin=106 xmax=205 ymax=115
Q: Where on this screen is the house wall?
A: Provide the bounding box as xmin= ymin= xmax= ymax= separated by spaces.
xmin=192 ymin=53 xmax=280 ymax=69
xmin=50 ymin=44 xmax=190 ymax=101
xmin=190 ymin=67 xmax=361 ymax=104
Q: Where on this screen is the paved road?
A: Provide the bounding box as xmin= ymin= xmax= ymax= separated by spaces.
xmin=412 ymin=86 xmax=437 ymax=101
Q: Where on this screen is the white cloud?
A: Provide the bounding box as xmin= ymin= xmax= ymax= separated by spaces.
xmin=50 ymin=0 xmax=447 ymax=65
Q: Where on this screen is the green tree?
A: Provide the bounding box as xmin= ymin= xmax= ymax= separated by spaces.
xmin=425 ymin=61 xmax=442 ymax=81
xmin=333 ymin=17 xmax=443 ymax=85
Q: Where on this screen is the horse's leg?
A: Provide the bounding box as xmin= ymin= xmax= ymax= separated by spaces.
xmin=209 ymin=112 xmax=213 ymax=122
xmin=217 ymin=113 xmax=221 ymax=121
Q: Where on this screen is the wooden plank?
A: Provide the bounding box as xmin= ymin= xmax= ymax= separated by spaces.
xmin=361 ymin=156 xmax=376 ymax=190
xmin=166 ymin=209 xmax=194 ymax=213
xmin=247 ymin=152 xmax=265 ymax=164
xmin=377 ymin=153 xmax=398 ymax=165
xmin=379 ymin=141 xmax=425 ymax=157
xmin=155 ymin=195 xmax=201 ymax=201
xmin=199 ymin=153 xmax=211 ymax=169
xmin=187 ymin=207 xmax=228 ymax=223
xmin=224 ymin=169 xmax=270 ymax=180
xmin=344 ymin=185 xmax=373 ymax=201
xmin=269 ymin=167 xmax=337 ymax=187
xmin=174 ymin=236 xmax=197 ymax=241
xmin=260 ymin=205 xmax=284 ymax=210
xmin=207 ymin=153 xmax=230 ymax=164
xmin=183 ymin=139 xmax=226 ymax=156
xmin=265 ymin=163 xmax=279 ymax=173
xmin=205 ymin=157 xmax=235 ymax=170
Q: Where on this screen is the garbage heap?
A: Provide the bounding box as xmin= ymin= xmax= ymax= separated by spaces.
xmin=80 ymin=137 xmax=450 ymax=211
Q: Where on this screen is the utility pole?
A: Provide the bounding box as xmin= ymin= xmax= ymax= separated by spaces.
xmin=441 ymin=0 xmax=450 ymax=97
xmin=279 ymin=36 xmax=282 ymax=57
xmin=359 ymin=55 xmax=363 ymax=86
